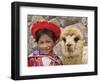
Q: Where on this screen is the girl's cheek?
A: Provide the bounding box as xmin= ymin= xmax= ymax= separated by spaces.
xmin=49 ymin=42 xmax=55 ymax=47
xmin=38 ymin=44 xmax=44 ymax=49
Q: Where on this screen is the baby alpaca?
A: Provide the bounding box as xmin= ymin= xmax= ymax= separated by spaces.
xmin=60 ymin=25 xmax=84 ymax=65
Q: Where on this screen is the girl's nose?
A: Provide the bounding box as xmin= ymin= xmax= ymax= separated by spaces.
xmin=43 ymin=43 xmax=48 ymax=48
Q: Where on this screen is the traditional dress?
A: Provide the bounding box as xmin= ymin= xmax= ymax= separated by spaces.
xmin=28 ymin=49 xmax=62 ymax=66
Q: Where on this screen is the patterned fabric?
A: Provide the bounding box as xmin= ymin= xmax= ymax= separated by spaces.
xmin=28 ymin=49 xmax=62 ymax=67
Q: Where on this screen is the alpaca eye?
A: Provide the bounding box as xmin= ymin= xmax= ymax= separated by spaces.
xmin=74 ymin=37 xmax=79 ymax=42
xmin=62 ymin=38 xmax=66 ymax=42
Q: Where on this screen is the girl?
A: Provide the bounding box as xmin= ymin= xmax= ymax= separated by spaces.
xmin=28 ymin=21 xmax=62 ymax=66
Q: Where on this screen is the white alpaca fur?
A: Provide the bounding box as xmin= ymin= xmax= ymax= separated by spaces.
xmin=59 ymin=25 xmax=86 ymax=65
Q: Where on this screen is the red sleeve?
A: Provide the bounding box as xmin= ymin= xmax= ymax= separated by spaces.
xmin=28 ymin=57 xmax=33 ymax=67
xmin=28 ymin=56 xmax=42 ymax=67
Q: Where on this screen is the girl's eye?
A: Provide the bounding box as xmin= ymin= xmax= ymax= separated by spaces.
xmin=46 ymin=41 xmax=51 ymax=43
xmin=62 ymin=38 xmax=66 ymax=42
xmin=39 ymin=41 xmax=44 ymax=44
xmin=74 ymin=37 xmax=79 ymax=42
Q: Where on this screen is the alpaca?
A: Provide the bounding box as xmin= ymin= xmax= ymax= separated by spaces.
xmin=59 ymin=25 xmax=85 ymax=65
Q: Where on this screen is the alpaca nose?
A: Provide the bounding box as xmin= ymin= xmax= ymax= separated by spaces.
xmin=67 ymin=44 xmax=72 ymax=47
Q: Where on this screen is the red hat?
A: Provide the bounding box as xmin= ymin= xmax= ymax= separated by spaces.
xmin=31 ymin=21 xmax=61 ymax=39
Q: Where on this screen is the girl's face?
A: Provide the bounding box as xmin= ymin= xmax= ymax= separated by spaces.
xmin=38 ymin=34 xmax=55 ymax=55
